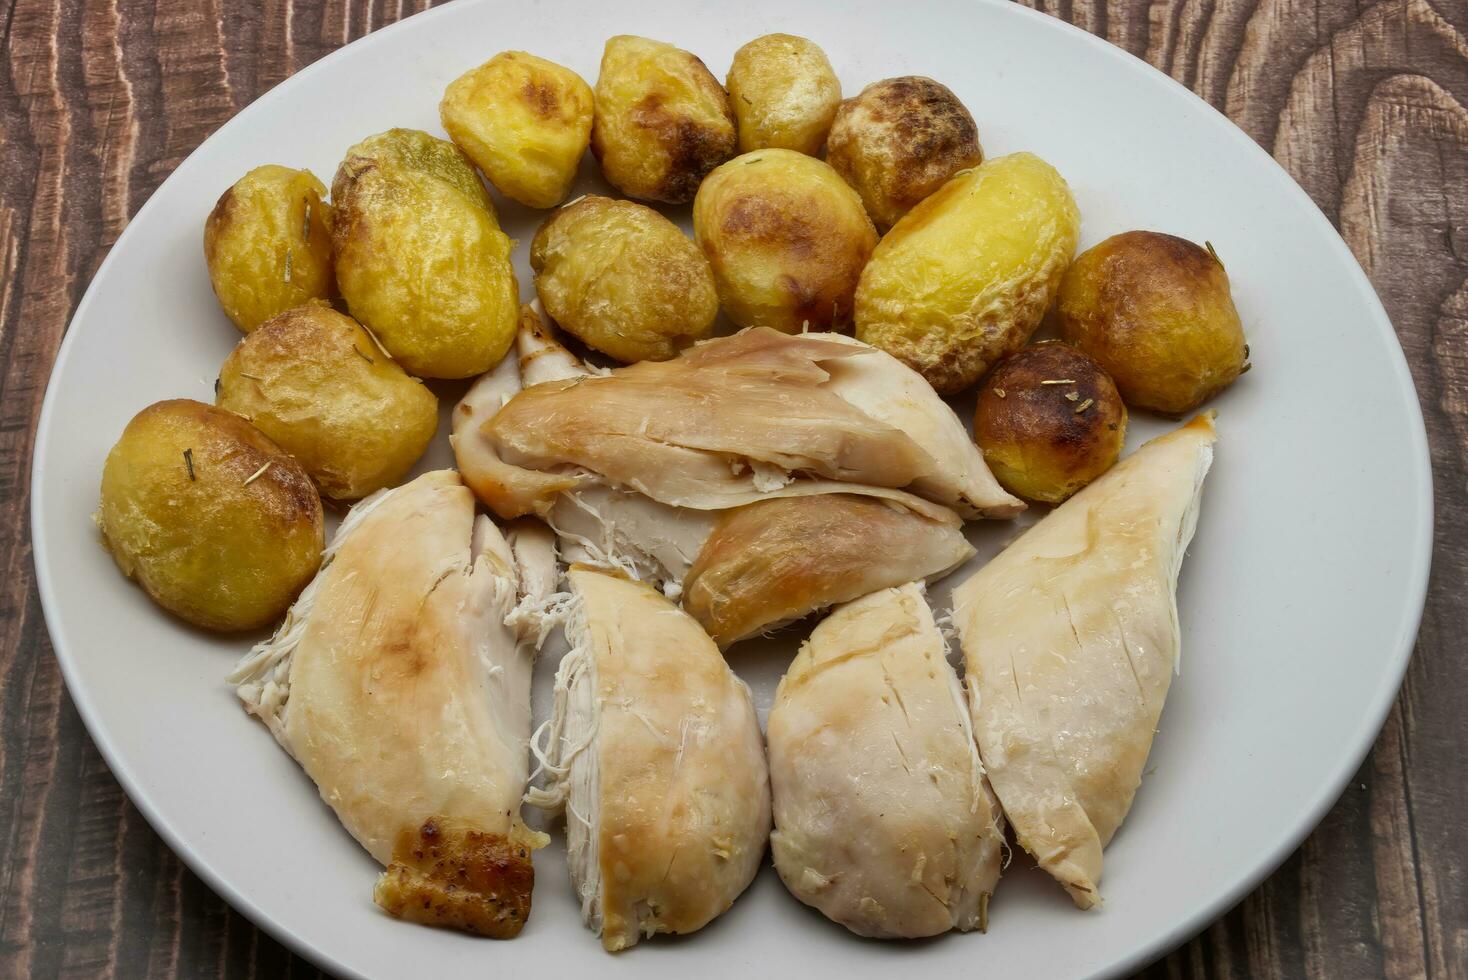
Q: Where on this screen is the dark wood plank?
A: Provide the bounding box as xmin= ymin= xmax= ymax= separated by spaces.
xmin=0 ymin=1 xmax=1462 ymax=977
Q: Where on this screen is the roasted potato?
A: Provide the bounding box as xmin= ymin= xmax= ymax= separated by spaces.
xmin=97 ymin=399 xmax=323 ymax=632
xmin=1056 ymin=231 xmax=1249 ymax=415
xmin=826 ymin=77 xmax=983 ymax=230
xmin=531 ymin=195 xmax=718 ymax=362
xmin=332 ymin=129 xmax=518 ymax=379
xmin=693 ymin=149 xmax=876 ymax=332
xmin=973 ymin=342 xmax=1127 ymax=504
xmin=726 ymin=34 xmax=841 ymax=155
xmin=204 ymin=165 xmax=335 ymax=333
xmin=440 ymin=51 xmax=594 ymax=209
xmin=216 ymin=305 xmax=438 ymax=500
xmin=855 ymin=152 xmax=1080 ymax=394
xmin=590 ymin=35 xmax=737 ymax=204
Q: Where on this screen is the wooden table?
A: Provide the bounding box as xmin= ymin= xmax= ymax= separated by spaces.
xmin=2 ymin=1 xmax=1463 ymax=976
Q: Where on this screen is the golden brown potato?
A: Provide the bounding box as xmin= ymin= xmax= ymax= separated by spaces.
xmin=693 ymin=149 xmax=876 ymax=332
xmin=216 ymin=305 xmax=438 ymax=500
xmin=531 ymin=195 xmax=718 ymax=362
xmin=973 ymin=342 xmax=1127 ymax=504
xmin=1056 ymin=231 xmax=1250 ymax=415
xmin=332 ymin=129 xmax=518 ymax=380
xmin=590 ymin=35 xmax=737 ymax=204
xmin=97 ymin=399 xmax=323 ymax=632
xmin=439 ymin=51 xmax=594 ymax=209
xmin=855 ymin=152 xmax=1079 ymax=394
xmin=204 ymin=165 xmax=335 ymax=333
xmin=726 ymin=34 xmax=841 ymax=155
xmin=825 ymin=77 xmax=983 ymax=230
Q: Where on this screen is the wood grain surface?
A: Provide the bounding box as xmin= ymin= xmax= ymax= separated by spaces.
xmin=1 ymin=0 xmax=1463 ymax=976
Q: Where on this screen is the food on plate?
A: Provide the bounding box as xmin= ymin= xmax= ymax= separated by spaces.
xmin=97 ymin=399 xmax=322 ymax=632
xmin=769 ymin=583 xmax=1004 ymax=937
xmin=531 ymin=195 xmax=718 ymax=361
xmin=474 ymin=321 xmax=1021 ymax=518
xmin=203 ymin=165 xmax=335 ymax=333
xmin=693 ymin=149 xmax=876 ymax=333
xmin=331 ymin=128 xmax=518 ymax=379
xmin=215 ymin=305 xmax=438 ymax=500
xmin=855 ymin=151 xmax=1079 ymax=394
xmin=950 ymin=415 xmax=1217 ymax=908
xmin=229 ymin=471 xmax=554 ymax=937
xmin=973 ymin=342 xmax=1127 ymax=504
xmin=440 ymin=51 xmax=595 ymax=209
xmin=683 ymin=494 xmax=973 ymax=647
xmin=454 ymin=309 xmax=719 ymax=591
xmin=813 ymin=332 xmax=1020 ymax=518
xmin=825 ymin=76 xmax=983 ymax=230
xmin=590 ymin=35 xmax=737 ymax=203
xmin=526 ymin=566 xmax=770 ymax=951
xmin=1056 ymin=231 xmax=1249 ymax=415
xmin=725 ymin=33 xmax=841 ymax=155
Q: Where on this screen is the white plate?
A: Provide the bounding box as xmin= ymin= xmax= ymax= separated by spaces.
xmin=31 ymin=1 xmax=1433 ymax=977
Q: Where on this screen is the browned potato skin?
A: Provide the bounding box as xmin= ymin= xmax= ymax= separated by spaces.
xmin=590 ymin=35 xmax=737 ymax=204
xmin=530 ymin=195 xmax=718 ymax=362
xmin=216 ymin=305 xmax=438 ymax=500
xmin=693 ymin=150 xmax=876 ymax=332
xmin=98 ymin=400 xmax=323 ymax=632
xmin=825 ymin=77 xmax=983 ymax=230
xmin=973 ymin=343 xmax=1127 ymax=504
xmin=1056 ymin=231 xmax=1248 ymax=415
xmin=726 ymin=34 xmax=841 ymax=155
xmin=204 ymin=165 xmax=335 ymax=333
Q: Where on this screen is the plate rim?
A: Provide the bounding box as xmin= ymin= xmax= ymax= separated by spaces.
xmin=29 ymin=1 xmax=1435 ymax=976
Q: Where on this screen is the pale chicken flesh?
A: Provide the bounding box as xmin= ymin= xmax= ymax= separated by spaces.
xmin=472 ymin=318 xmax=1020 ymax=517
xmin=229 ymin=470 xmax=552 ymax=938
xmin=527 ymin=566 xmax=771 ymax=951
xmin=951 ymin=415 xmax=1217 ymax=909
xmin=769 ymin=583 xmax=1005 ymax=938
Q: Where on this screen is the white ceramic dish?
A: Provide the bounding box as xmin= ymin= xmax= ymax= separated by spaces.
xmin=31 ymin=1 xmax=1432 ymax=977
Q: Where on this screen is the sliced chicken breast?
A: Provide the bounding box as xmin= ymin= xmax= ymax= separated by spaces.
xmin=813 ymin=332 xmax=1021 ymax=518
xmin=769 ymin=583 xmax=1005 ymax=938
xmin=229 ymin=470 xmax=548 ymax=938
xmin=951 ymin=415 xmax=1217 ymax=909
xmin=683 ymin=493 xmax=975 ymax=647
xmin=480 ymin=325 xmax=1021 ymax=516
xmin=528 ymin=566 xmax=771 ymax=951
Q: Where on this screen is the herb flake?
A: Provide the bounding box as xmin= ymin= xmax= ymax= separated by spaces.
xmin=243 ymin=461 xmax=273 ymax=486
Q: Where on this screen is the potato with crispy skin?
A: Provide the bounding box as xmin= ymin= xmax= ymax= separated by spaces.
xmin=332 ymin=129 xmax=518 ymax=380
xmin=855 ymin=152 xmax=1080 ymax=394
xmin=826 ymin=77 xmax=983 ymax=230
xmin=531 ymin=195 xmax=717 ymax=362
xmin=974 ymin=342 xmax=1127 ymax=504
xmin=590 ymin=35 xmax=737 ymax=204
xmin=216 ymin=305 xmax=438 ymax=500
xmin=1057 ymin=231 xmax=1250 ymax=415
xmin=204 ymin=165 xmax=335 ymax=333
xmin=97 ymin=399 xmax=323 ymax=631
xmin=693 ymin=150 xmax=876 ymax=332
xmin=726 ymin=34 xmax=841 ymax=155
xmin=439 ymin=51 xmax=594 ymax=209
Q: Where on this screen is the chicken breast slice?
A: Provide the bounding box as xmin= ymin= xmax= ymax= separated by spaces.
xmin=527 ymin=566 xmax=771 ymax=951
xmin=481 ymin=325 xmax=1022 ymax=516
xmin=812 ymin=332 xmax=1022 ymax=518
xmin=229 ymin=470 xmax=546 ymax=938
xmin=769 ymin=583 xmax=1005 ymax=938
xmin=683 ymin=493 xmax=975 ymax=648
xmin=951 ymin=415 xmax=1217 ymax=909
